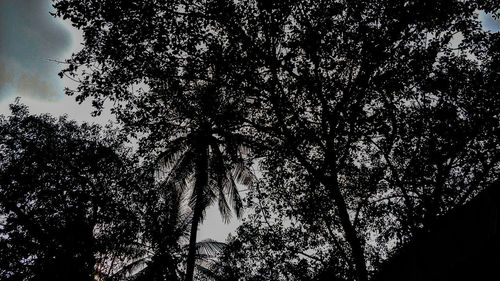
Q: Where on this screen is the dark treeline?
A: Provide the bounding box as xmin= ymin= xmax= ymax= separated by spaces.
xmin=1 ymin=0 xmax=500 ymax=280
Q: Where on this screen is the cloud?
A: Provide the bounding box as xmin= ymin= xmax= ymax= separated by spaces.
xmin=0 ymin=0 xmax=74 ymax=102
xmin=0 ymin=0 xmax=73 ymax=61
xmin=16 ymin=73 xmax=58 ymax=100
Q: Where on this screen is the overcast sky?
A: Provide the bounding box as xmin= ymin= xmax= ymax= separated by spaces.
xmin=0 ymin=0 xmax=498 ymax=241
xmin=0 ymin=0 xmax=114 ymax=123
xmin=0 ymin=0 xmax=70 ymax=102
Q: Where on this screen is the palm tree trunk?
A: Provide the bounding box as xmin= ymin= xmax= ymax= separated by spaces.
xmin=185 ymin=143 xmax=209 ymax=281
xmin=185 ymin=203 xmax=203 ymax=281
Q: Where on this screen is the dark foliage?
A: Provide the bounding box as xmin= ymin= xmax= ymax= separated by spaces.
xmin=0 ymin=102 xmax=140 ymax=281
xmin=45 ymin=0 xmax=500 ymax=280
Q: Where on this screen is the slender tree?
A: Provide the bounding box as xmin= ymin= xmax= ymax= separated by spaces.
xmin=147 ymin=104 xmax=254 ymax=281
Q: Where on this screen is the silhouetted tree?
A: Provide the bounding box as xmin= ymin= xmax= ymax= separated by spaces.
xmin=107 ymin=177 xmax=227 ymax=281
xmin=0 ymin=102 xmax=140 ymax=281
xmin=207 ymin=1 xmax=500 ymax=280
xmin=52 ymin=0 xmax=500 ymax=280
xmin=148 ymin=121 xmax=253 ymax=281
xmin=53 ymin=1 xmax=255 ymax=280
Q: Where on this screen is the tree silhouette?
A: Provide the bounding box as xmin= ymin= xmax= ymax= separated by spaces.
xmin=142 ymin=98 xmax=254 ymax=281
xmin=0 ymin=101 xmax=139 ymax=281
xmin=52 ymin=0 xmax=500 ymax=280
xmin=54 ymin=1 xmax=256 ymax=279
xmin=106 ymin=175 xmax=227 ymax=281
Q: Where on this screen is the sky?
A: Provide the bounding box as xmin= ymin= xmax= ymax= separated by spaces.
xmin=480 ymin=11 xmax=500 ymax=32
xmin=0 ymin=0 xmax=114 ymax=123
xmin=0 ymin=0 xmax=69 ymax=102
xmin=0 ymin=1 xmax=498 ymax=241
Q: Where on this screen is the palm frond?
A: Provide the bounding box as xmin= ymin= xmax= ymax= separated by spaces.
xmin=225 ymin=176 xmax=243 ymax=219
xmin=165 ymin=147 xmax=197 ymax=191
xmin=189 ymin=185 xmax=216 ymax=222
xmin=195 ymin=263 xmax=217 ymax=279
xmin=225 ymin=131 xmax=253 ymax=156
xmin=121 ymin=242 xmax=154 ymax=259
xmin=195 ymin=239 xmax=227 ymax=258
xmin=217 ymin=185 xmax=232 ymax=223
xmin=155 ymin=136 xmax=189 ymax=172
xmin=210 ymin=141 xmax=246 ymax=220
xmin=177 ymin=209 xmax=194 ymax=243
xmin=232 ymin=161 xmax=255 ymax=186
xmin=107 ymin=257 xmax=150 ymax=280
xmin=238 ymin=143 xmax=252 ymax=157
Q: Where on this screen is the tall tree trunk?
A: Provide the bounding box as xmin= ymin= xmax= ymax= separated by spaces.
xmin=185 ymin=143 xmax=209 ymax=281
xmin=323 ymin=175 xmax=368 ymax=281
xmin=323 ymin=138 xmax=368 ymax=281
xmin=185 ymin=204 xmax=202 ymax=281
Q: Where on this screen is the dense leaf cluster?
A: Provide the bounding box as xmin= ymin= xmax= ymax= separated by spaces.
xmin=0 ymin=102 xmax=139 ymax=280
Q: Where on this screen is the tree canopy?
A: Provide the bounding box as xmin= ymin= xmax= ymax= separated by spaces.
xmin=5 ymin=0 xmax=498 ymax=280
xmin=0 ymin=101 xmax=140 ymax=280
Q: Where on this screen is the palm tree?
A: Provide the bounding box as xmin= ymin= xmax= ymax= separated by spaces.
xmin=156 ymin=121 xmax=254 ymax=281
xmin=126 ymin=69 xmax=254 ymax=281
xmin=99 ymin=180 xmax=233 ymax=281
xmin=104 ymin=185 xmax=187 ymax=281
